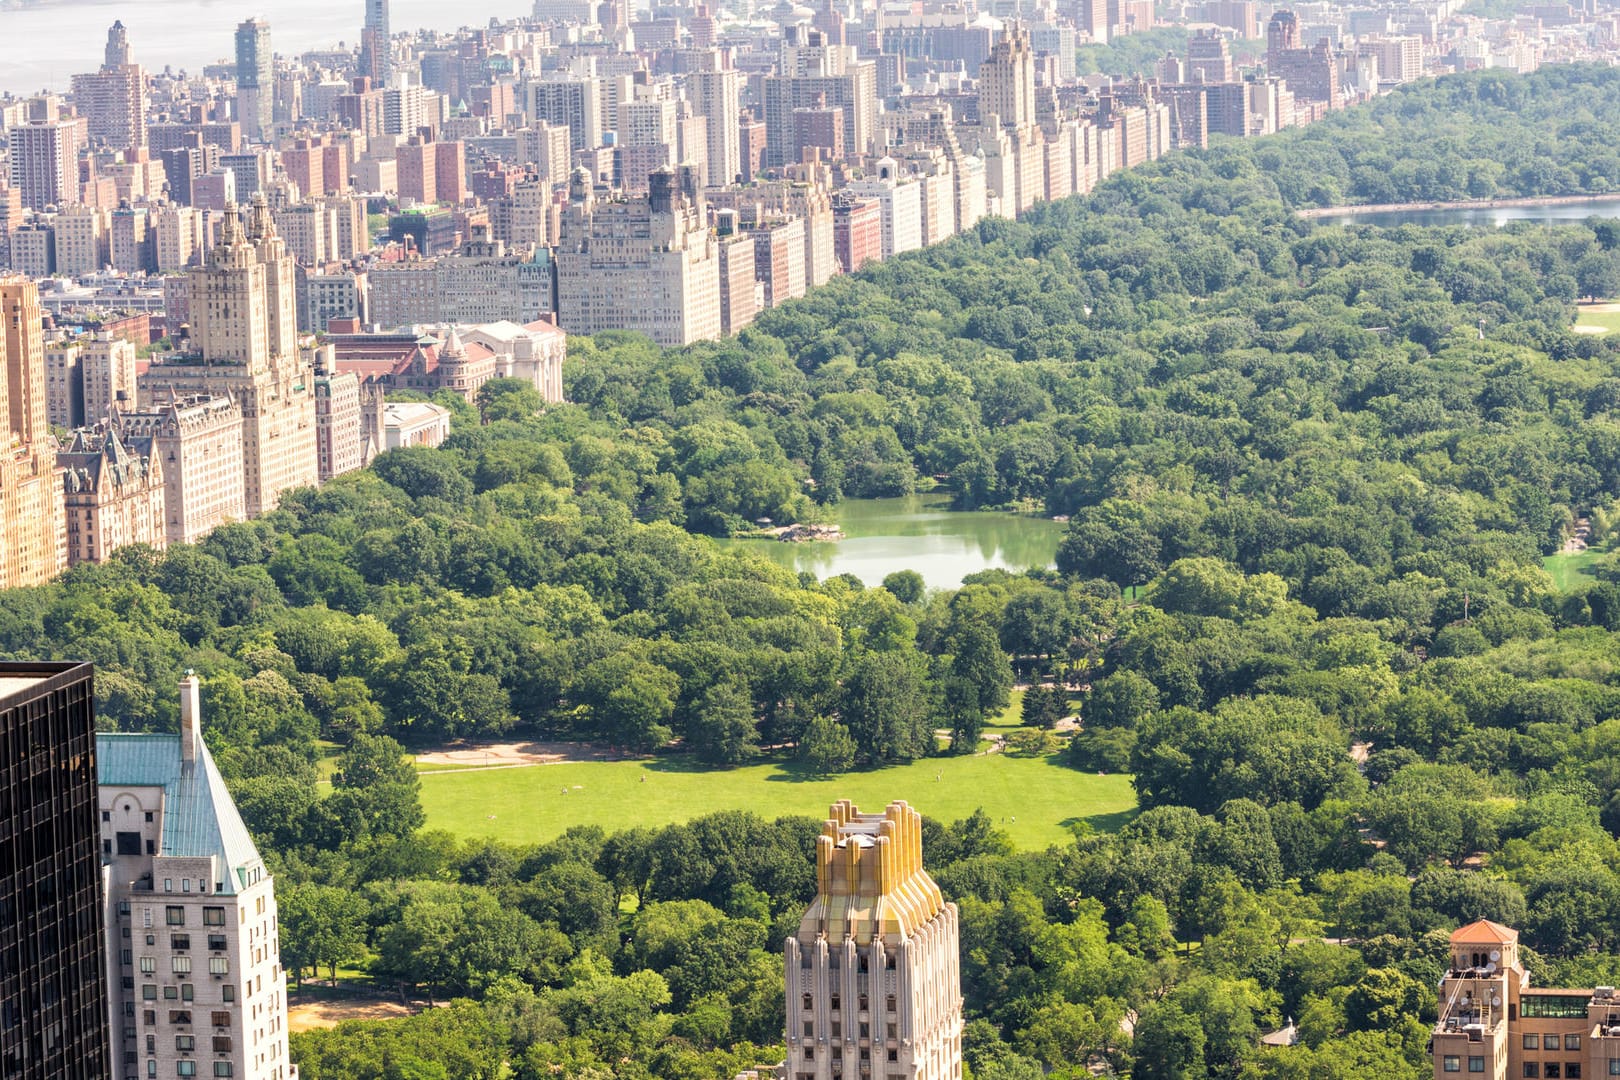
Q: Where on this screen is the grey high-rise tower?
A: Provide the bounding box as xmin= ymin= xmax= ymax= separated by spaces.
xmin=235 ymin=18 xmax=273 ymax=143
xmin=360 ymin=0 xmax=391 ymax=85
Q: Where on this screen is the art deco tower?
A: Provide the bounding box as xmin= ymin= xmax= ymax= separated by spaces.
xmin=785 ymin=801 xmax=963 ymax=1080
xmin=139 ymin=198 xmax=317 ymax=519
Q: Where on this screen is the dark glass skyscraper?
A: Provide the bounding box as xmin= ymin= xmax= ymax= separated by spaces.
xmin=234 ymin=18 xmax=273 ymax=143
xmin=0 ymin=662 xmax=111 ymax=1080
xmin=361 ymin=0 xmax=392 ymax=85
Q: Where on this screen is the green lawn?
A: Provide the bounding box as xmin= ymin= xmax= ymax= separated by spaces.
xmin=1543 ymin=548 xmax=1608 ymax=591
xmin=419 ymin=751 xmax=1136 ymax=851
xmin=1575 ymin=306 xmax=1620 ymax=334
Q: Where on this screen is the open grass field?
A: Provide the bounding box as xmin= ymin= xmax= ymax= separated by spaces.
xmin=1575 ymin=304 xmax=1620 ymax=334
xmin=1543 ymin=548 xmax=1609 ymax=591
xmin=419 ymin=750 xmax=1136 ymax=851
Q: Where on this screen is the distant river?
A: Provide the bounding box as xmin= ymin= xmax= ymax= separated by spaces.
xmin=0 ymin=0 xmax=525 ymax=93
xmin=1311 ymin=194 xmax=1620 ymax=229
xmin=716 ymin=493 xmax=1067 ymax=592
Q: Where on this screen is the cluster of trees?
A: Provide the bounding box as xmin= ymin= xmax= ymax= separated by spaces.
xmin=1256 ymin=65 xmax=1620 ymax=206
xmin=11 ymin=65 xmax=1620 ymax=1078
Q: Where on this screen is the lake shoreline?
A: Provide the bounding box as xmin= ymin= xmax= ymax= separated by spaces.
xmin=1299 ymin=192 xmax=1620 ymax=220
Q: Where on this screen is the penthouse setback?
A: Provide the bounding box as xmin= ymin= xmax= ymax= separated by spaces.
xmin=1432 ymin=920 xmax=1620 ymax=1080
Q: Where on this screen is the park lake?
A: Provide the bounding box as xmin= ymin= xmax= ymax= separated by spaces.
xmin=717 ymin=493 xmax=1066 ymax=591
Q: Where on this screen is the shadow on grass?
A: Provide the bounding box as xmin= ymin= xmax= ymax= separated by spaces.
xmin=1062 ymin=808 xmax=1137 ymax=834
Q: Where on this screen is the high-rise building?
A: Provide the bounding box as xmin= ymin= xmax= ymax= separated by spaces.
xmin=1430 ymin=920 xmax=1620 ymax=1080
xmin=1186 ymin=30 xmax=1233 ymax=83
xmin=0 ymin=277 xmax=67 ymax=589
xmin=99 ymin=674 xmax=294 ymax=1080
xmin=555 ymin=167 xmax=721 ymax=346
xmin=978 ymin=28 xmax=1036 ymax=132
xmin=138 ymin=198 xmax=318 ymax=519
xmin=785 ymin=800 xmax=962 ymax=1080
xmin=688 ymin=63 xmax=742 ymax=187
xmin=0 ymin=662 xmax=112 ymax=1080
xmin=762 ymin=29 xmax=877 ymax=168
xmin=236 ymin=19 xmax=274 ymax=143
xmin=360 ymin=0 xmax=392 ymax=86
xmin=8 ymin=118 xmax=83 ymax=212
xmin=71 ymin=22 xmax=149 ymax=150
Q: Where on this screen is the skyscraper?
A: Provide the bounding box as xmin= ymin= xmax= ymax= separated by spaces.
xmin=137 ymin=198 xmax=318 ymax=520
xmin=688 ymin=57 xmax=741 ymax=187
xmin=0 ymin=277 xmax=67 ymax=588
xmin=71 ymin=21 xmax=148 ymax=150
xmin=360 ymin=0 xmax=392 ymax=87
xmin=978 ymin=27 xmax=1036 ymax=133
xmin=99 ymin=674 xmax=294 ymax=1080
xmin=235 ymin=19 xmax=274 ymax=144
xmin=785 ymin=800 xmax=963 ymax=1080
xmin=0 ymin=661 xmax=112 ymax=1080
xmin=7 ymin=119 xmax=82 ymax=212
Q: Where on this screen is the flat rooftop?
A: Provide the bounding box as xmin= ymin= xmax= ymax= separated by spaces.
xmin=0 ymin=662 xmax=92 ymax=706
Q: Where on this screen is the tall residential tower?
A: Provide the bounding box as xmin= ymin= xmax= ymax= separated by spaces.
xmin=99 ymin=674 xmax=294 ymax=1080
xmin=235 ymin=19 xmax=274 ymax=143
xmin=785 ymin=801 xmax=963 ymax=1080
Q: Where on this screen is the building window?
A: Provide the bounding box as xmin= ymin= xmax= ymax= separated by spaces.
xmin=166 ymin=907 xmax=185 ymax=926
xmin=1527 ymin=1066 xmax=1541 ymax=1079
xmin=208 ymin=936 xmax=226 ymax=952
xmin=172 ymin=935 xmax=190 ymax=951
xmin=1443 ymin=1058 xmax=1461 ymax=1074
xmin=1609 ymin=1064 xmax=1620 ymax=1077
xmin=1569 ymin=1036 xmax=1583 ymax=1051
xmin=178 ymin=1063 xmax=196 ymax=1077
xmin=142 ymin=985 xmax=157 ymax=1001
xmin=1470 ymin=1058 xmax=1486 ymax=1074
xmin=175 ymin=1036 xmax=194 ymax=1051
xmin=209 ymin=958 xmax=228 ymax=975
xmin=221 ymin=986 xmax=235 ymax=1002
xmin=182 ymin=984 xmax=194 ymax=1002
xmin=213 ymin=1066 xmax=233 ymax=1078
xmin=212 ymin=1037 xmax=231 ymax=1053
xmin=210 ymin=1012 xmax=230 ymax=1028
xmin=140 ymin=957 xmax=155 ymax=973
xmin=1527 ymin=1037 xmax=1541 ymax=1050
xmin=116 ymin=832 xmax=142 ymax=855
xmin=203 ymin=908 xmax=225 ymax=926
xmin=1569 ymin=1067 xmax=1581 ymax=1079
xmin=173 ymin=957 xmax=191 ymax=974
xmin=1547 ymin=1066 xmax=1561 ymax=1079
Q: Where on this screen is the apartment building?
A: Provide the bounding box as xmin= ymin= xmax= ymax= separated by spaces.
xmin=59 ymin=425 xmax=167 ymax=565
xmin=99 ymin=675 xmax=294 ymax=1080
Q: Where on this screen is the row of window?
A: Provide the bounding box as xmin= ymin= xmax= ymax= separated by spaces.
xmin=1522 ymin=1065 xmax=1584 ymax=1078
xmin=132 ymin=1063 xmax=232 ymax=1077
xmin=129 ymin=1009 xmax=232 ymax=1027
xmin=803 ymin=994 xmax=896 ymax=1013
xmin=137 ymin=957 xmax=229 ymax=974
xmin=121 ymin=935 xmax=229 ymax=955
xmin=119 ymin=1032 xmax=231 ymax=1053
xmin=138 ymin=984 xmax=235 ymax=1003
xmin=163 ymin=907 xmax=229 ymax=927
xmin=1529 ymin=1035 xmax=1586 ymax=1051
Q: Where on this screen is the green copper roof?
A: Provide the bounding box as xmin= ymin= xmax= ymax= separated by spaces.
xmin=97 ymin=733 xmax=264 ymax=896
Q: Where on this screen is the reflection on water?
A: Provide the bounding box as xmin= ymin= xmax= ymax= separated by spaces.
xmin=1313 ymin=195 xmax=1620 ymax=229
xmin=717 ymin=493 xmax=1066 ymax=591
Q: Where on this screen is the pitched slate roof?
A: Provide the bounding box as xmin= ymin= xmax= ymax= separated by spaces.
xmin=96 ymin=732 xmax=264 ymax=896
